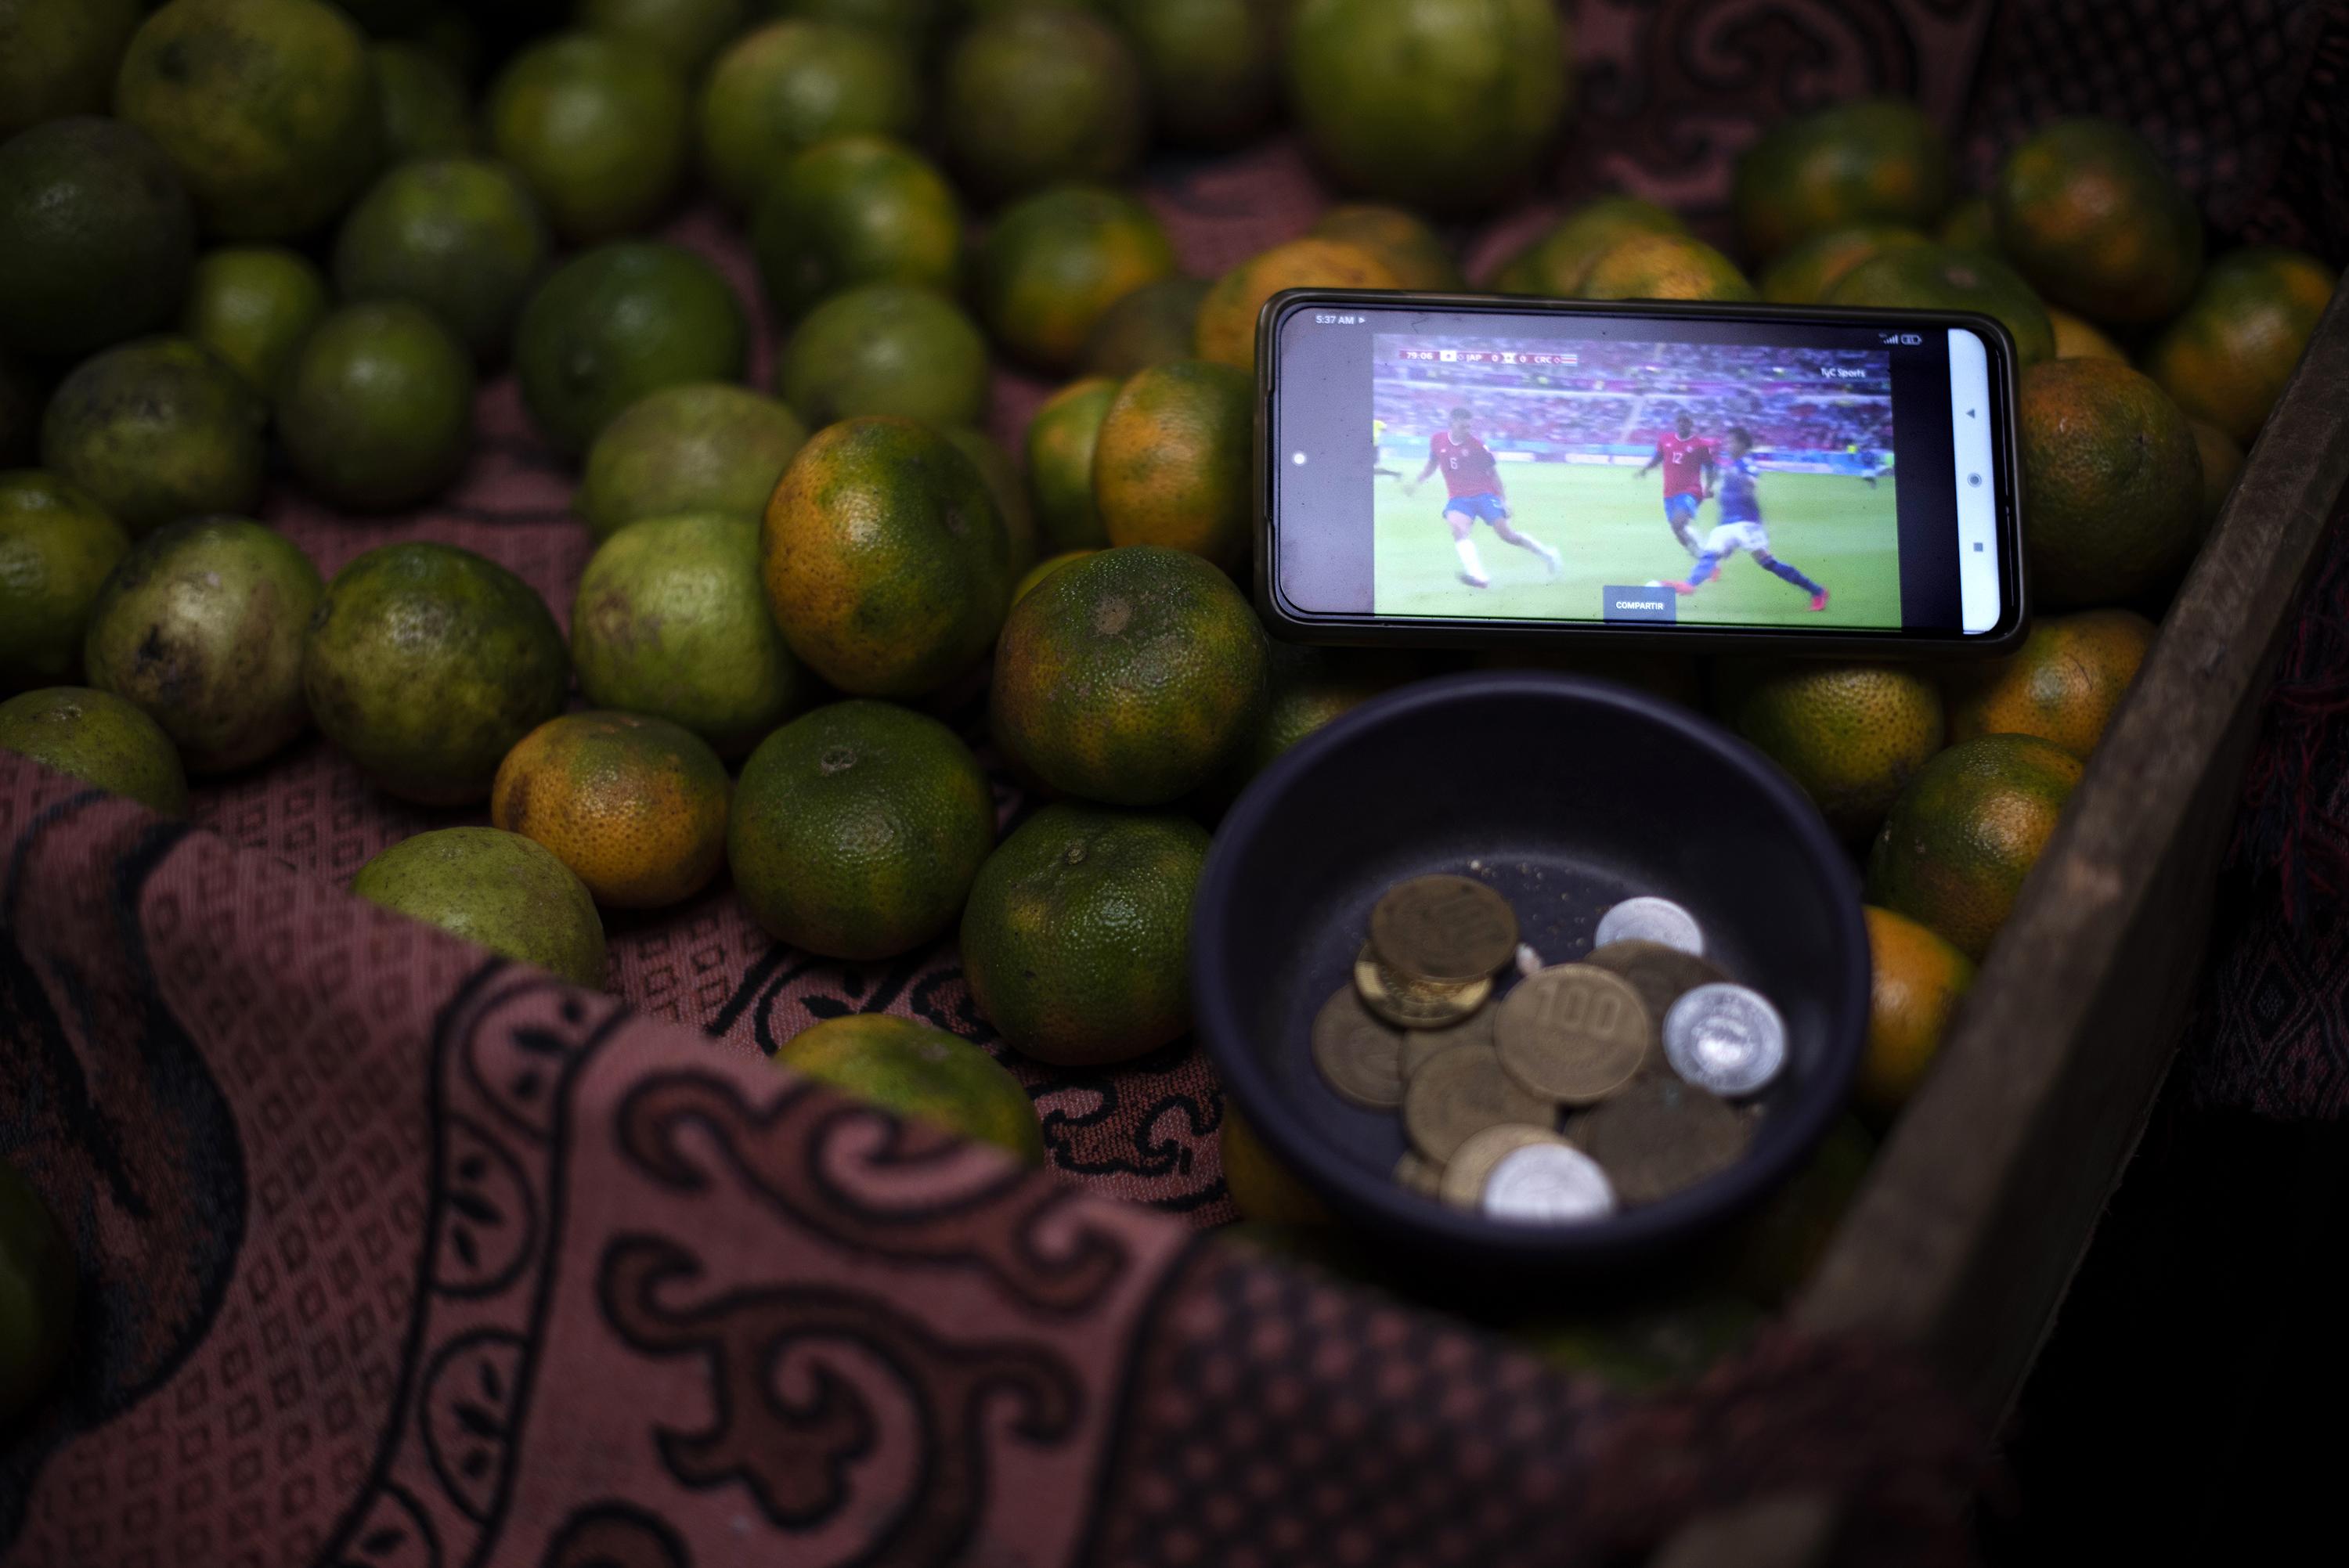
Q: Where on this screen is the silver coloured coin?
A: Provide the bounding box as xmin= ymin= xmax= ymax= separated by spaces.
xmin=1593 ymin=896 xmax=1704 ymax=956
xmin=1662 ymin=983 xmax=1787 ymax=1098
xmin=1481 ymin=1142 xmax=1618 ymax=1224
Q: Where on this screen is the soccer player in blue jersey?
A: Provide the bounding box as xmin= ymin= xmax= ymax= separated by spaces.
xmin=1662 ymin=427 xmax=1830 ymax=611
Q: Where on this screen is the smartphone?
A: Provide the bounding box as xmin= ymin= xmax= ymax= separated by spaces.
xmin=1257 ymin=290 xmax=2025 ymax=654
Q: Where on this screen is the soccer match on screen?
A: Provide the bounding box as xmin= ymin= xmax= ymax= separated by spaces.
xmin=1370 ymin=336 xmax=1903 ymax=628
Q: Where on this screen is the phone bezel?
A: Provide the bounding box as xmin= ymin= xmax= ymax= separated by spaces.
xmin=1254 ymin=288 xmax=2029 ymax=658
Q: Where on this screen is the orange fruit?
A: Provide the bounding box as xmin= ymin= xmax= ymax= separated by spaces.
xmin=1943 ymin=607 xmax=2155 ymax=760
xmin=774 ymin=282 xmax=989 ymax=428
xmin=1492 ymin=196 xmax=1684 ymax=295
xmin=1196 ymin=642 xmax=1413 ymax=810
xmin=1937 ymin=195 xmax=1997 ymax=252
xmin=0 ymin=470 xmax=131 ymax=693
xmin=1025 ymin=374 xmax=1120 ymax=552
xmin=1081 ymin=276 xmax=1212 ymax=377
xmin=1013 ymin=548 xmax=1092 ymax=604
xmin=941 ymin=426 xmax=1036 ymax=581
xmin=2142 ymin=245 xmax=2336 ymax=446
xmin=1858 ymin=906 xmax=1973 ymax=1119
xmin=990 ymin=545 xmax=1268 ymax=806
xmin=2189 ymin=419 xmax=2243 ymax=528
xmin=576 ymin=382 xmax=807 ymax=542
xmin=1719 ymin=661 xmax=1945 ymax=842
xmin=0 ymin=685 xmax=186 ymax=815
xmin=1221 ymin=1103 xmax=1330 ymax=1224
xmin=1732 ymin=99 xmax=1950 ymax=264
xmin=1111 ymin=0 xmax=1279 ymax=149
xmin=183 ymin=244 xmax=330 ymax=393
xmin=974 ymin=183 xmax=1177 ymax=372
xmin=351 ymin=826 xmax=606 ymax=988
xmin=2017 ymin=357 xmax=2201 ymax=607
xmin=749 ymin=134 xmax=962 ymax=322
xmin=486 ymin=31 xmax=687 ymax=243
xmin=490 ymin=710 xmax=730 ymax=909
xmin=1865 ymin=732 xmax=2083 ymax=961
xmin=1091 ymin=359 xmax=1253 ymax=565
xmin=1195 ymin=238 xmax=1401 ymax=371
xmin=2048 ymin=308 xmax=2125 ymax=362
xmin=1993 ymin=117 xmax=2203 ymax=326
xmin=772 ymin=1015 xmax=1043 ymax=1163
xmin=1310 ymin=203 xmax=1463 ymax=290
xmin=1758 ymin=224 xmax=1929 ymax=305
xmin=696 ymin=20 xmax=920 ymax=212
xmin=959 ymin=800 xmax=1210 ymax=1065
xmin=1580 ymin=232 xmax=1755 ymax=302
xmin=1825 ymin=244 xmax=2055 ymax=366
xmin=940 ymin=9 xmax=1145 ymax=201
xmin=0 ymin=0 xmax=140 ymax=139
xmin=761 ymin=416 xmax=1012 ymax=697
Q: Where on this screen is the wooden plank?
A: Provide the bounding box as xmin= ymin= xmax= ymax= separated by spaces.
xmin=1794 ymin=284 xmax=2349 ymax=1423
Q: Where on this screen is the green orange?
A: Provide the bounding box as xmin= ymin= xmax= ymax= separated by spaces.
xmin=0 ymin=0 xmax=140 ymax=139
xmin=372 ymin=40 xmax=473 ymax=161
xmin=487 ymin=31 xmax=687 ymax=242
xmin=773 ymin=1015 xmax=1043 ymax=1163
xmin=0 ymin=470 xmax=131 ymax=693
xmin=2017 ymin=356 xmax=2201 ymax=607
xmin=1492 ymin=196 xmax=1685 ymax=295
xmin=2048 ymin=308 xmax=2125 ymax=362
xmin=2143 ymin=246 xmax=2336 ymax=446
xmin=1943 ymin=607 xmax=2155 ymax=760
xmin=1825 ymin=244 xmax=2055 ymax=366
xmin=1992 ymin=117 xmax=2203 ymax=326
xmin=751 ymin=134 xmax=962 ymax=321
xmin=39 ymin=335 xmax=266 ymax=536
xmin=1719 ymin=660 xmax=1945 ymax=842
xmin=2189 ymin=419 xmax=2243 ymax=528
xmin=1026 ymin=375 xmax=1120 ymax=551
xmin=352 ymin=826 xmax=606 ymax=989
xmin=1758 ymin=224 xmax=1929 ymax=305
xmin=1937 ymin=195 xmax=1997 ymax=253
xmin=577 ymin=0 xmax=746 ymax=77
xmin=1733 ymin=98 xmax=1950 ymax=264
xmin=761 ymin=416 xmax=1012 ymax=697
xmin=1112 ymin=0 xmax=1278 ymax=149
xmin=1865 ymin=732 xmax=2083 ymax=961
xmin=697 ymin=20 xmax=920 ymax=211
xmin=0 ymin=115 xmax=195 ymax=359
xmin=1580 ymin=232 xmax=1755 ymax=302
xmin=1091 ymin=360 xmax=1254 ymax=566
xmin=332 ymin=156 xmax=553 ymax=365
xmin=491 ymin=709 xmax=731 ymax=908
xmin=775 ymin=282 xmax=990 ymax=428
xmin=1198 ymin=642 xmax=1412 ymax=809
xmin=975 ymin=184 xmax=1177 ymax=372
xmin=1196 ymin=238 xmax=1401 ymax=370
xmin=940 ymin=7 xmax=1144 ymax=200
xmin=1012 ymin=549 xmax=1094 ymax=604
xmin=1858 ymin=906 xmax=1973 ymax=1120
xmin=577 ymin=382 xmax=807 ymax=541
xmin=1310 ymin=203 xmax=1463 ymax=291
xmin=276 ymin=301 xmax=476 ymax=511
xmin=0 ymin=685 xmax=186 ymax=814
xmin=1081 ymin=276 xmax=1211 ymax=377
xmin=729 ymin=698 xmax=997 ymax=959
xmin=180 ymin=244 xmax=328 ymax=392
xmin=943 ymin=426 xmax=1037 ymax=579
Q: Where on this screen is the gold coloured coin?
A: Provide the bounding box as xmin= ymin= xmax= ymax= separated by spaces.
xmin=1574 ymin=1076 xmax=1750 ymax=1206
xmin=1370 ymin=874 xmax=1519 ymax=983
xmin=1310 ymin=985 xmax=1406 ymax=1108
xmin=1436 ymin=1123 xmax=1569 ymax=1209
xmin=1584 ymin=940 xmax=1730 ymax=1049
xmin=1402 ymin=1004 xmax=1498 ymax=1079
xmin=1394 ymin=1148 xmax=1445 ymax=1199
xmin=1494 ymin=964 xmax=1651 ymax=1105
xmin=1352 ymin=943 xmax=1492 ymax=1029
xmin=1402 ymin=1042 xmax=1554 ymax=1163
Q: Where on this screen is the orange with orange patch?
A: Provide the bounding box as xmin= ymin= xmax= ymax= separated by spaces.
xmin=491 ymin=709 xmax=730 ymax=908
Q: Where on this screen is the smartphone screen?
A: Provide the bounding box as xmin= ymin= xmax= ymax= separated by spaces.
xmin=1261 ymin=292 xmax=2022 ymax=649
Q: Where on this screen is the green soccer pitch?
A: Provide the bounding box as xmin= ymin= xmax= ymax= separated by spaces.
xmin=1372 ymin=464 xmax=1903 ymax=629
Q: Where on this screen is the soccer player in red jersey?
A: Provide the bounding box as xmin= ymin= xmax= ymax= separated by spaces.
xmin=1402 ymin=406 xmax=1561 ymax=589
xmin=1634 ymin=409 xmax=1716 ymax=557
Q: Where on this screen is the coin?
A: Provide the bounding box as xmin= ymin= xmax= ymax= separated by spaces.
xmin=1370 ymin=874 xmax=1519 ymax=983
xmin=1574 ymin=1076 xmax=1749 ymax=1206
xmin=1585 ymin=940 xmax=1730 ymax=1047
xmin=1402 ymin=1004 xmax=1497 ymax=1078
xmin=1662 ymin=983 xmax=1788 ymax=1098
xmin=1311 ymin=985 xmax=1407 ymax=1108
xmin=1482 ymin=1142 xmax=1618 ymax=1224
xmin=1395 ymin=1149 xmax=1445 ymax=1199
xmin=1593 ymin=896 xmax=1705 ymax=955
xmin=1493 ymin=964 xmax=1651 ymax=1105
xmin=1437 ymin=1123 xmax=1566 ymax=1208
xmin=1352 ymin=943 xmax=1492 ymax=1029
xmin=1402 ymin=1043 xmax=1554 ymax=1163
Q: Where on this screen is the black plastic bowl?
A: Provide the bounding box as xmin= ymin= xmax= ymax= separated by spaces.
xmin=1193 ymin=669 xmax=1869 ymax=1271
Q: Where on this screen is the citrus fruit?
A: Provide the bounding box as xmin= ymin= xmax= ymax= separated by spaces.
xmin=1937 ymin=194 xmax=1997 ymax=252
xmin=1491 ymin=196 xmax=1685 ymax=295
xmin=2017 ymin=356 xmax=2201 ymax=607
xmin=2142 ymin=245 xmax=2336 ymax=445
xmin=975 ymin=184 xmax=1177 ymax=372
xmin=762 ymin=416 xmax=1011 ymax=696
xmin=940 ymin=9 xmax=1145 ymax=201
xmin=1012 ymin=548 xmax=1092 ymax=604
xmin=1825 ymin=244 xmax=2055 ymax=366
xmin=2189 ymin=419 xmax=2243 ymax=528
xmin=491 ymin=709 xmax=730 ymax=908
xmin=577 ymin=382 xmax=806 ymax=542
xmin=1581 ymin=232 xmax=1756 ymax=302
xmin=1286 ymin=0 xmax=1567 ymax=212
xmin=1092 ymin=359 xmax=1253 ymax=565
xmin=775 ymin=282 xmax=988 ymax=427
xmin=276 ymin=301 xmax=475 ymax=511
xmin=990 ymin=545 xmax=1268 ymax=804
xmin=1758 ymin=223 xmax=1929 ymax=305
xmin=179 ymin=245 xmax=328 ymax=393
xmin=1311 ymin=203 xmax=1463 ymax=291
xmin=514 ymin=240 xmax=749 ymax=457
xmin=1196 ymin=238 xmax=1401 ymax=371
xmin=1857 ymin=906 xmax=1973 ymax=1120
xmin=0 ymin=470 xmax=128 ymax=692
xmin=39 ymin=335 xmax=265 ymax=536
xmin=729 ymin=698 xmax=997 ymax=959
xmin=0 ymin=686 xmax=186 ymax=814
xmin=576 ymin=0 xmax=746 ymax=77
xmin=697 ymin=20 xmax=920 ymax=211
xmin=1943 ymin=607 xmax=2155 ymax=760
xmin=1081 ymin=276 xmax=1211 ymax=377
xmin=1993 ymin=117 xmax=2202 ymax=326
xmin=114 ymin=0 xmax=381 ymax=240
xmin=303 ymin=541 xmax=569 ymax=805
xmin=0 ymin=116 xmax=195 ymax=359
xmin=1196 ymin=642 xmax=1409 ymax=809
xmin=772 ymin=1015 xmax=1043 ymax=1163
xmin=1113 ymin=0 xmax=1278 ymax=148
xmin=960 ymin=801 xmax=1210 ymax=1065
xmin=2048 ymin=307 xmax=2125 ymax=362
xmin=572 ymin=512 xmax=809 ymax=756
xmin=332 ymin=157 xmax=553 ymax=365
xmin=372 ymin=40 xmax=473 ymax=161
xmin=1720 ymin=660 xmax=1946 ymax=842
xmin=943 ymin=425 xmax=1037 ymax=579
xmin=0 ymin=0 xmax=141 ymax=139
xmin=487 ymin=31 xmax=687 ymax=242
xmin=1221 ymin=1103 xmax=1330 ymax=1224
xmin=1864 ymin=731 xmax=2082 ymax=961
xmin=352 ymin=826 xmax=607 ymax=989
xmin=1732 ymin=99 xmax=1950 ymax=264
xmin=750 ymin=134 xmax=962 ymax=322
xmin=774 ymin=0 xmax=938 ymax=37
xmin=0 ymin=1159 xmax=77 ymax=1426
xmin=1026 ymin=374 xmax=1119 ymax=551
xmin=81 ymin=516 xmax=322 ymax=772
